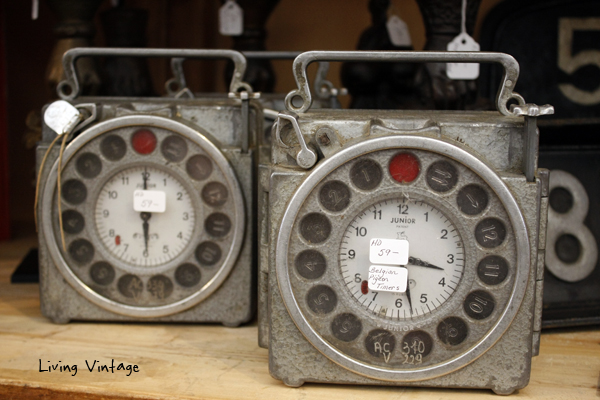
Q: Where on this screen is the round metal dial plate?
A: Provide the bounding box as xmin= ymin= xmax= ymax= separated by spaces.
xmin=41 ymin=116 xmax=245 ymax=317
xmin=276 ymin=135 xmax=530 ymax=381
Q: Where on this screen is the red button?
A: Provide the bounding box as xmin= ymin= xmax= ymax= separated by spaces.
xmin=131 ymin=129 xmax=157 ymax=155
xmin=389 ymin=153 xmax=420 ymax=183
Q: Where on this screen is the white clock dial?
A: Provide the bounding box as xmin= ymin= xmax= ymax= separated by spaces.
xmin=340 ymin=198 xmax=464 ymax=319
xmin=95 ymin=166 xmax=196 ymax=267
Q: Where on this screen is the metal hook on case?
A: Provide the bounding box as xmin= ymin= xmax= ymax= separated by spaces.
xmin=285 ymin=50 xmax=527 ymax=116
xmin=275 ymin=112 xmax=317 ymax=169
xmin=58 ymin=48 xmax=253 ymax=100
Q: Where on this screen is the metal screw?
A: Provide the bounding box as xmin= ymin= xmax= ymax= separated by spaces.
xmin=316 ymin=127 xmax=333 ymax=146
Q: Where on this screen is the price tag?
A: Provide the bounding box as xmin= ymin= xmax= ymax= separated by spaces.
xmin=386 ymin=15 xmax=412 ymax=47
xmin=44 ymin=100 xmax=82 ymax=135
xmin=368 ymin=265 xmax=408 ymax=293
xmin=133 ymin=190 xmax=166 ymax=213
xmin=446 ymin=32 xmax=481 ymax=80
xmin=219 ymin=0 xmax=243 ymax=36
xmin=369 ymin=238 xmax=409 ymax=265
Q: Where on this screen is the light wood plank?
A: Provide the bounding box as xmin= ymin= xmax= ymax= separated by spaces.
xmin=0 ymin=239 xmax=598 ymax=399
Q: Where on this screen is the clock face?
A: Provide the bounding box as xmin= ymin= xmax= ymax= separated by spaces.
xmin=341 ymin=198 xmax=465 ymax=319
xmin=42 ymin=116 xmax=245 ymax=317
xmin=276 ymin=136 xmax=529 ymax=380
xmin=95 ymin=166 xmax=196 ymax=268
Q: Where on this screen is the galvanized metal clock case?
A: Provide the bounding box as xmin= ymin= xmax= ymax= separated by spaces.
xmin=258 ymin=51 xmax=552 ymax=394
xmin=37 ymin=49 xmax=261 ymax=326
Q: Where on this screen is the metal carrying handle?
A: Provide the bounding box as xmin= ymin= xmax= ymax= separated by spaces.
xmin=58 ymin=47 xmax=253 ymax=100
xmin=285 ymin=50 xmax=526 ymax=116
xmin=166 ymin=51 xmax=303 ymax=97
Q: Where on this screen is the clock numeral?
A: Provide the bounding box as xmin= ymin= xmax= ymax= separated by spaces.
xmin=447 ymin=254 xmax=454 ymax=264
xmin=143 ymin=250 xmax=149 ymax=258
xmin=108 ymin=191 xmax=118 ymax=199
xmin=397 ymin=204 xmax=409 ymax=215
xmin=355 ymin=227 xmax=367 ymax=237
xmin=348 ymin=250 xmax=356 ymax=259
xmin=177 ymin=232 xmax=183 ymax=239
xmin=372 ymin=292 xmax=378 ymax=301
xmin=373 ymin=209 xmax=381 ymax=220
xmin=108 ymin=229 xmax=115 ymax=237
xmin=103 ymin=210 xmax=109 ymax=218
xmin=438 ymin=278 xmax=446 ymax=287
xmin=177 ymin=192 xmax=183 ymax=201
xmin=163 ymin=245 xmax=169 ymax=254
xmin=354 ymin=273 xmax=361 ymax=283
xmin=440 ymin=229 xmax=448 ymax=239
xmin=420 ymin=294 xmax=428 ymax=303
xmin=121 ymin=177 xmax=129 ymax=185
xmin=424 ymin=212 xmax=428 ymax=222
xmin=395 ymin=298 xmax=403 ymax=308
xmin=182 ymin=212 xmax=189 ymax=221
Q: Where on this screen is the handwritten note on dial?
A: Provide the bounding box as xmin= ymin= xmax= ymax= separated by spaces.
xmin=368 ymin=265 xmax=408 ymax=293
xmin=369 ymin=238 xmax=409 ymax=265
xmin=133 ymin=190 xmax=166 ymax=213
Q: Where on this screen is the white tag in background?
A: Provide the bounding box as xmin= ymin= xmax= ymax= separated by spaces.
xmin=368 ymin=265 xmax=408 ymax=293
xmin=386 ymin=15 xmax=412 ymax=47
xmin=219 ymin=0 xmax=244 ymax=36
xmin=133 ymin=190 xmax=166 ymax=213
xmin=369 ymin=238 xmax=409 ymax=265
xmin=44 ymin=100 xmax=82 ymax=135
xmin=446 ymin=33 xmax=481 ymax=80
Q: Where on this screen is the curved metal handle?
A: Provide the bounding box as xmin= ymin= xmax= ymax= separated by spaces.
xmin=285 ymin=50 xmax=525 ymax=116
xmin=58 ymin=47 xmax=252 ymax=100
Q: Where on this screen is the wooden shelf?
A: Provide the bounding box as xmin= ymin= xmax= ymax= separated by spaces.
xmin=1 ymin=237 xmax=599 ymax=399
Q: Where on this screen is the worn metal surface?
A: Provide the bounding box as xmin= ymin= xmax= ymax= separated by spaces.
xmin=37 ymin=96 xmax=261 ymax=325
xmin=260 ymin=94 xmax=548 ymax=392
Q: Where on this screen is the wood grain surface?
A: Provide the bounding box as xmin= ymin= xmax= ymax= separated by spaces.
xmin=0 ymin=236 xmax=599 ymax=399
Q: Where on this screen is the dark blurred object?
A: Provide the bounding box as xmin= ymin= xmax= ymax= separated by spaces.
xmin=100 ymin=4 xmax=155 ymax=96
xmin=341 ymin=0 xmax=417 ymax=109
xmin=480 ymin=0 xmax=600 ymax=127
xmin=480 ymin=0 xmax=600 ymax=328
xmin=224 ymin=0 xmax=280 ymax=92
xmin=0 ymin=6 xmax=10 ymax=241
xmin=539 ymin=152 xmax=600 ymax=328
xmin=414 ymin=0 xmax=481 ymax=110
xmin=10 ymin=249 xmax=39 ymax=283
xmin=45 ymin=0 xmax=102 ymax=96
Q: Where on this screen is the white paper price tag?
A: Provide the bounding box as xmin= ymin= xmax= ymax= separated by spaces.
xmin=44 ymin=100 xmax=82 ymax=135
xmin=446 ymin=32 xmax=480 ymax=80
xmin=386 ymin=15 xmax=412 ymax=47
xmin=133 ymin=190 xmax=166 ymax=213
xmin=369 ymin=238 xmax=409 ymax=265
xmin=368 ymin=265 xmax=408 ymax=293
xmin=219 ymin=0 xmax=243 ymax=36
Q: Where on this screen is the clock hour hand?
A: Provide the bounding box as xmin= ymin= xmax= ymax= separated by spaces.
xmin=408 ymin=256 xmax=444 ymax=271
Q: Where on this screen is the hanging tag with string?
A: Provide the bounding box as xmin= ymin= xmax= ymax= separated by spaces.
xmin=446 ymin=0 xmax=480 ymax=80
xmin=35 ymin=101 xmax=83 ymax=251
xmin=219 ymin=0 xmax=244 ymax=36
xmin=386 ymin=14 xmax=412 ymax=47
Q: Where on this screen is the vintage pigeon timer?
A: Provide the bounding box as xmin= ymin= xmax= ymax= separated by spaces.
xmin=258 ymin=51 xmax=553 ymax=394
xmin=37 ymin=48 xmax=260 ymax=326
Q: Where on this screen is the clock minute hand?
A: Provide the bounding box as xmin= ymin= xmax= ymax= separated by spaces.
xmin=140 ymin=168 xmax=151 ymax=255
xmin=408 ymin=256 xmax=444 ymax=271
xmin=405 ymin=284 xmax=413 ymax=316
xmin=141 ymin=212 xmax=151 ymax=254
